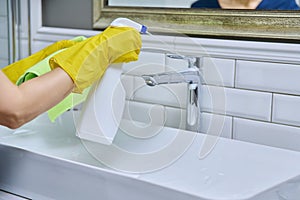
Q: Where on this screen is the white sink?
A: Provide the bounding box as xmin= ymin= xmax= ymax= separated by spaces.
xmin=0 ymin=112 xmax=300 ymax=200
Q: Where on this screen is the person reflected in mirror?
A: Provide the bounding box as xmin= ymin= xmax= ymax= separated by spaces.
xmin=191 ymin=0 xmax=300 ymax=10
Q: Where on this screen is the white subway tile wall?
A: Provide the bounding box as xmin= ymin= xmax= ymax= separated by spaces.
xmin=236 ymin=60 xmax=300 ymax=95
xmin=0 ymin=0 xmax=8 ymax=68
xmin=0 ymin=0 xmax=7 ymax=16
xmin=122 ymin=52 xmax=165 ymax=76
xmin=0 ymin=60 xmax=8 ymax=68
xmin=165 ymin=55 xmax=189 ymax=72
xmin=202 ymin=57 xmax=235 ymax=87
xmin=31 ymin=41 xmax=54 ymax=54
xmin=122 ymin=100 xmax=165 ymax=126
xmin=0 ymin=17 xmax=7 ymax=38
xmin=272 ymin=94 xmax=300 ymax=127
xmin=121 ymin=51 xmax=300 ymax=151
xmin=201 ymin=86 xmax=272 ymax=121
xmin=133 ymin=76 xmax=187 ymax=108
xmin=164 ymin=106 xmax=186 ymax=129
xmin=200 ymin=112 xmax=232 ymax=139
xmin=0 ymin=39 xmax=9 ymax=61
xmin=233 ymin=118 xmax=300 ymax=152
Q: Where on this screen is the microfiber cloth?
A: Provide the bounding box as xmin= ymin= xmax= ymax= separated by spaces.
xmin=17 ymin=36 xmax=90 ymax=122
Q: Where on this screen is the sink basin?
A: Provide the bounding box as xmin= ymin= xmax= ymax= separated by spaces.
xmin=0 ymin=111 xmax=300 ymax=200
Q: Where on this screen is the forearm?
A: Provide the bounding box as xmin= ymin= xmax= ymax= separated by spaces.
xmin=0 ymin=68 xmax=74 ymax=129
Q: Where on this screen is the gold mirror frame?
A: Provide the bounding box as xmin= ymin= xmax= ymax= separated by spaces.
xmin=93 ymin=0 xmax=300 ymax=41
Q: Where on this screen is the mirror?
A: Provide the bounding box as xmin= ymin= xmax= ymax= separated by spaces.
xmin=93 ymin=0 xmax=300 ymax=41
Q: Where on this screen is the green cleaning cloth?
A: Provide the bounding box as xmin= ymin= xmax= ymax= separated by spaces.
xmin=16 ymin=36 xmax=90 ymax=122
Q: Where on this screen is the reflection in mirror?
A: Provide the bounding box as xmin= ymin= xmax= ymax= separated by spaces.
xmin=191 ymin=0 xmax=300 ymax=10
xmin=108 ymin=0 xmax=195 ymax=8
xmin=108 ymin=0 xmax=300 ymax=10
xmin=94 ymin=0 xmax=300 ymax=41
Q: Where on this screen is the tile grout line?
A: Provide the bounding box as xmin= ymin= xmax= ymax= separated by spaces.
xmin=232 ymin=59 xmax=236 ymax=139
xmin=270 ymin=93 xmax=274 ymax=123
xmin=233 ymin=59 xmax=237 ymax=88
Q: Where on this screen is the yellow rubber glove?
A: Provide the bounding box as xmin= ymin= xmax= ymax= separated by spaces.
xmin=49 ymin=26 xmax=142 ymax=93
xmin=2 ymin=39 xmax=81 ymax=83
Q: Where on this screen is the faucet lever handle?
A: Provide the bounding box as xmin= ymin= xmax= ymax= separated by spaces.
xmin=166 ymin=54 xmax=198 ymax=68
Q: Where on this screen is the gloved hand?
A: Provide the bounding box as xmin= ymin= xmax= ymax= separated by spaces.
xmin=2 ymin=37 xmax=85 ymax=83
xmin=49 ymin=26 xmax=142 ymax=93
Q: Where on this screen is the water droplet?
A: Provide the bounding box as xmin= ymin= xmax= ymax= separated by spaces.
xmin=204 ymin=175 xmax=211 ymax=184
xmin=218 ymin=172 xmax=225 ymax=176
xmin=199 ymin=167 xmax=207 ymax=172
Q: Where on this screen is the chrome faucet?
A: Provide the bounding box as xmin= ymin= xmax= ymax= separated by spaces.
xmin=142 ymin=55 xmax=203 ymax=132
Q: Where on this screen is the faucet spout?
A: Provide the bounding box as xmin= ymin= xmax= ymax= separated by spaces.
xmin=142 ymin=69 xmax=201 ymax=87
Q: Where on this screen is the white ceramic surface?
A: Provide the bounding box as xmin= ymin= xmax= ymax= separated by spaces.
xmin=1 ymin=113 xmax=300 ymax=199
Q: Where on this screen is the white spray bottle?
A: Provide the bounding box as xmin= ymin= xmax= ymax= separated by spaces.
xmin=76 ymin=18 xmax=147 ymax=145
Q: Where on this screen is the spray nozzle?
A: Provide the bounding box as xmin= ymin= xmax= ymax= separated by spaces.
xmin=110 ymin=18 xmax=148 ymax=34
